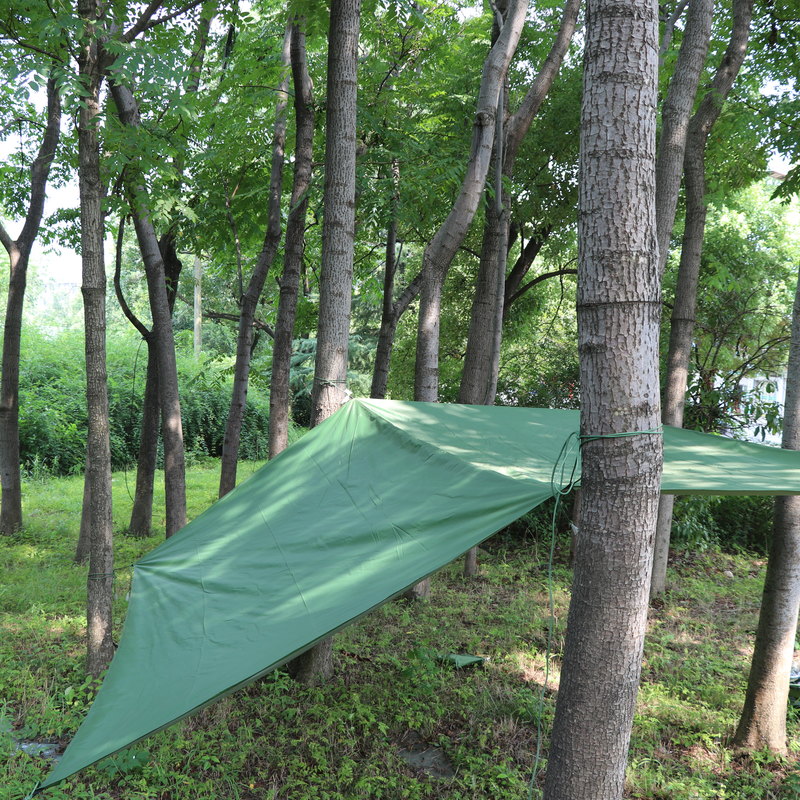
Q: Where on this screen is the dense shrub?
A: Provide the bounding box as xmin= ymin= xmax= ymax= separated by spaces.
xmin=17 ymin=329 xmax=271 ymax=475
xmin=672 ymin=494 xmax=774 ymax=554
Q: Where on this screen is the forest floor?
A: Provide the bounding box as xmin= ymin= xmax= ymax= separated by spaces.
xmin=1 ymin=462 xmax=799 ymax=800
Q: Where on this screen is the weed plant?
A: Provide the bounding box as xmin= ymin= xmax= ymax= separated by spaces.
xmin=1 ymin=467 xmax=798 ymax=799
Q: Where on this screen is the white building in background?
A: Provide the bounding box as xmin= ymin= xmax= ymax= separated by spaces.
xmin=738 ymin=374 xmax=786 ymax=445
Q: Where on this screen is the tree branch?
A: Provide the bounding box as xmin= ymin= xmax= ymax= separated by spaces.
xmin=506 ymin=266 xmax=577 ymax=308
xmin=19 ymin=72 xmax=62 ymax=252
xmin=123 ymin=0 xmax=206 ymax=42
xmin=0 ymin=221 xmax=13 ymax=254
xmin=113 ymin=214 xmax=152 ymax=341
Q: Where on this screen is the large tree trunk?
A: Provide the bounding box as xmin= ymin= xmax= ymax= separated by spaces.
xmin=413 ymin=0 xmax=528 ymax=403
xmin=288 ymin=0 xmax=361 ymax=685
xmin=110 ymin=81 xmax=188 ymax=538
xmin=269 ymin=20 xmax=315 ymax=460
xmin=0 ymin=74 xmax=61 ymax=534
xmin=733 ymin=263 xmax=800 ymax=754
xmin=219 ymin=26 xmax=291 ymax=497
xmin=650 ymin=0 xmax=753 ymax=596
xmin=77 ymin=0 xmax=115 ymax=678
xmin=542 ymin=0 xmax=662 ymax=796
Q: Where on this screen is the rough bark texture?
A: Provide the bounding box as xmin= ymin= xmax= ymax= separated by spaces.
xmin=77 ymin=0 xmax=115 ymax=678
xmin=733 ymin=264 xmax=800 ymax=754
xmin=542 ymin=0 xmax=662 ymax=796
xmin=219 ymin=26 xmax=291 ymax=497
xmin=0 ymin=75 xmax=61 ymax=534
xmin=110 ymin=81 xmax=188 ymax=538
xmin=290 ymin=0 xmax=361 ymax=684
xmin=650 ymin=0 xmax=753 ymax=596
xmin=269 ymin=21 xmax=315 ymax=460
xmin=413 ymin=0 xmax=528 ymax=402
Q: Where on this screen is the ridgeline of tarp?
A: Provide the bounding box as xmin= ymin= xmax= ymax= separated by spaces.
xmin=33 ymin=399 xmax=800 ymax=794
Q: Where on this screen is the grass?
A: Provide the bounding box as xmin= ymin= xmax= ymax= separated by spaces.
xmin=1 ymin=465 xmax=799 ymax=799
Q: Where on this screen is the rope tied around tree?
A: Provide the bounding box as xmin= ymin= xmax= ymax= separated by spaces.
xmin=528 ymin=425 xmax=663 ymax=798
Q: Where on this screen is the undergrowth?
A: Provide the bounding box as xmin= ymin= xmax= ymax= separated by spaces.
xmin=1 ymin=467 xmax=798 ymax=799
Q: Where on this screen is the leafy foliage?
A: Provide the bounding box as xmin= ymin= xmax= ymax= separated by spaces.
xmin=16 ymin=328 xmax=271 ymax=475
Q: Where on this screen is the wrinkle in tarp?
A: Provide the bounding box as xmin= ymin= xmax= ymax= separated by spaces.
xmin=34 ymin=399 xmax=800 ymax=793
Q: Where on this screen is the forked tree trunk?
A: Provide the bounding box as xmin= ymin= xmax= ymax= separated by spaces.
xmin=650 ymin=0 xmax=753 ymax=596
xmin=77 ymin=0 xmax=115 ymax=678
xmin=413 ymin=0 xmax=528 ymax=403
xmin=288 ymin=0 xmax=361 ymax=685
xmin=269 ymin=20 xmax=315 ymax=460
xmin=733 ymin=263 xmax=800 ymax=754
xmin=219 ymin=26 xmax=291 ymax=497
xmin=110 ymin=81 xmax=188 ymax=538
xmin=542 ymin=0 xmax=662 ymax=796
xmin=370 ymin=273 xmax=422 ymax=399
xmin=0 ymin=74 xmax=61 ymax=534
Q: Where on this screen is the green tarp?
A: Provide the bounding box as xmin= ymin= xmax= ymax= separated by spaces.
xmin=34 ymin=399 xmax=800 ymax=793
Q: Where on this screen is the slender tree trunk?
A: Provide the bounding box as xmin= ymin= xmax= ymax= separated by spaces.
xmin=542 ymin=0 xmax=662 ymax=796
xmin=193 ymin=256 xmax=202 ymax=358
xmin=110 ymin=81 xmax=187 ymax=538
xmin=128 ymin=346 xmax=160 ymax=536
xmin=269 ymin=20 xmax=315 ymax=460
xmin=0 ymin=75 xmax=61 ymax=534
xmin=370 ymin=272 xmax=422 ymax=399
xmin=650 ymin=0 xmax=753 ymax=596
xmin=413 ymin=0 xmax=528 ymax=403
xmin=77 ymin=1 xmax=115 ymax=677
xmin=219 ymin=26 xmax=291 ymax=497
xmin=733 ymin=263 xmax=800 ymax=753
xmin=502 ymin=225 xmax=552 ymax=312
xmin=654 ymin=0 xmax=714 ymax=280
xmin=112 ymin=217 xmax=161 ymax=538
xmin=289 ymin=0 xmax=361 ymax=685
xmin=0 ymin=246 xmax=26 ymax=535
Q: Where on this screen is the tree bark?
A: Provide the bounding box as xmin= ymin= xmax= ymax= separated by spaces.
xmin=110 ymin=81 xmax=188 ymax=538
xmin=193 ymin=256 xmax=202 ymax=358
xmin=219 ymin=25 xmax=291 ymax=497
xmin=289 ymin=0 xmax=361 ymax=685
xmin=77 ymin=0 xmax=115 ymax=678
xmin=650 ymin=0 xmax=753 ymax=596
xmin=542 ymin=0 xmax=662 ymax=796
xmin=269 ymin=19 xmax=315 ymax=460
xmin=654 ymin=0 xmax=714 ymax=280
xmin=370 ymin=272 xmax=422 ymax=399
xmin=413 ymin=0 xmax=528 ymax=403
xmin=0 ymin=74 xmax=61 ymax=534
xmin=733 ymin=263 xmax=800 ymax=754
xmin=129 ymin=346 xmax=160 ymax=536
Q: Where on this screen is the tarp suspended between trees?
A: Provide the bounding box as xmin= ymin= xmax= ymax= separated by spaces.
xmin=33 ymin=399 xmax=800 ymax=794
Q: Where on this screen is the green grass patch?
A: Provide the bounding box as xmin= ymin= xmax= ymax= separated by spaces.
xmin=1 ymin=467 xmax=798 ymax=799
